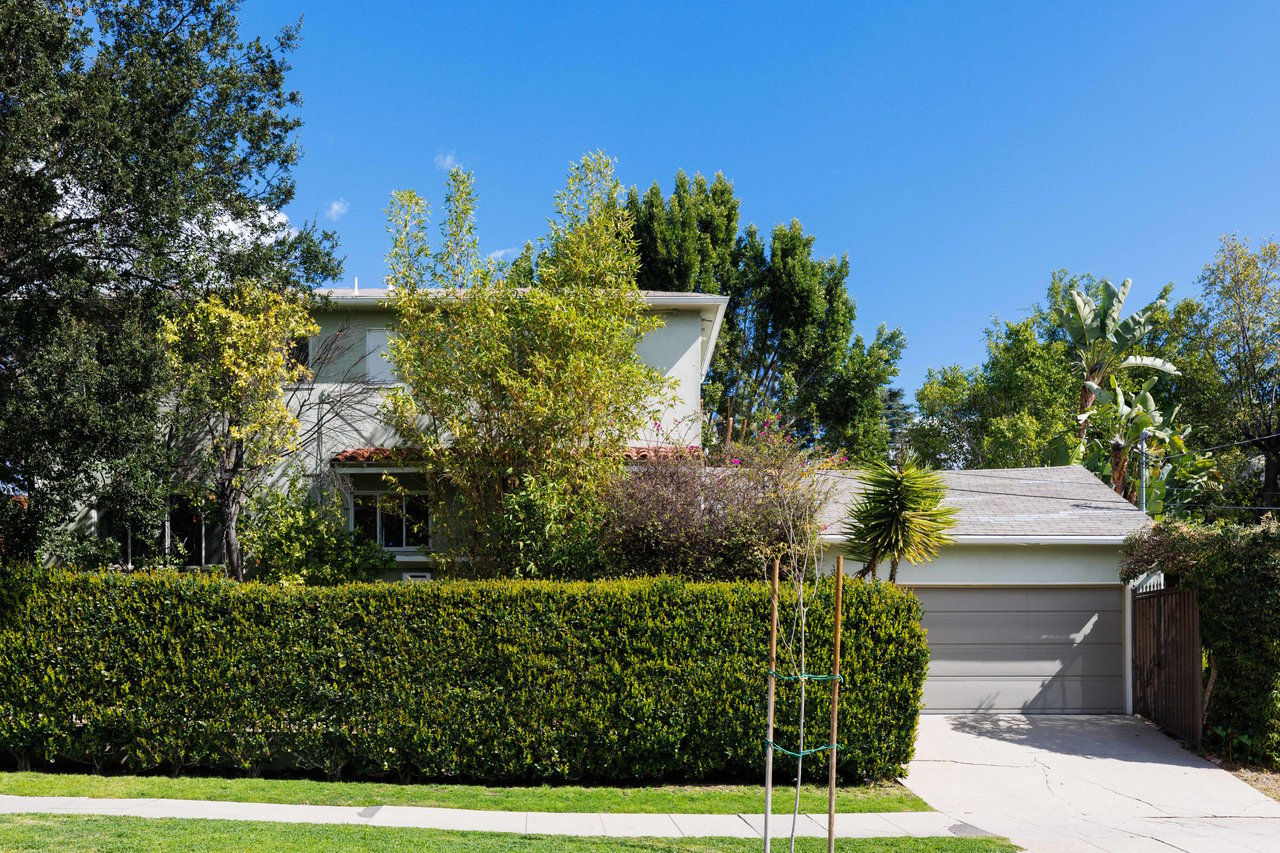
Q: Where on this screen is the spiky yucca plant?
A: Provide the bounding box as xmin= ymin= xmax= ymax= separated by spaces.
xmin=842 ymin=456 xmax=958 ymax=583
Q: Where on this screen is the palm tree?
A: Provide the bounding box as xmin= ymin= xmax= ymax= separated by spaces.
xmin=1055 ymin=278 xmax=1178 ymax=440
xmin=842 ymin=455 xmax=958 ymax=583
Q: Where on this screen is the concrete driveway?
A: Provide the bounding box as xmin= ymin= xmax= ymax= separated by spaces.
xmin=903 ymin=715 xmax=1280 ymax=852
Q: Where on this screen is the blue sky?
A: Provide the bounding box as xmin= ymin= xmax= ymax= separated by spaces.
xmin=240 ymin=1 xmax=1280 ymax=395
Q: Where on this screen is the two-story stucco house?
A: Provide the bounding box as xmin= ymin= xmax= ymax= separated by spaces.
xmin=280 ymin=286 xmax=729 ymax=577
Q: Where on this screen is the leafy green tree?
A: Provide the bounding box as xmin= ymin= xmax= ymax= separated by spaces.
xmin=162 ymin=281 xmax=319 ymax=580
xmin=626 ymin=170 xmax=739 ymax=294
xmin=1054 ymin=277 xmax=1178 ymax=439
xmin=910 ymin=318 xmax=1075 ymax=468
xmin=0 ymin=0 xmax=338 ymax=559
xmin=384 ymin=155 xmax=671 ymax=574
xmin=628 ymin=172 xmax=905 ymax=461
xmin=842 ymin=456 xmax=957 ymax=583
xmin=1197 ymin=235 xmax=1280 ymax=507
xmin=1077 ymin=376 xmax=1215 ymax=516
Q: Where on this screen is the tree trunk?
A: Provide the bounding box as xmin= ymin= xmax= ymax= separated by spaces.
xmin=223 ymin=489 xmax=243 ymax=581
xmin=1264 ymin=451 xmax=1280 ymax=509
xmin=1077 ymin=383 xmax=1097 ymax=441
xmin=888 ymin=557 xmax=900 ymax=584
xmin=1110 ymin=437 xmax=1127 ymax=496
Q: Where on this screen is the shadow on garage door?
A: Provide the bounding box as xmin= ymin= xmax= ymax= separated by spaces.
xmin=909 ymin=585 xmax=1125 ymax=714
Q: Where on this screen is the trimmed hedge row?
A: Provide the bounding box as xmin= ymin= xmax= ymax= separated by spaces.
xmin=0 ymin=570 xmax=927 ymax=783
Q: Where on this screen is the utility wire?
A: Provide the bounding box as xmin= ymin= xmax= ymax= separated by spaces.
xmin=1164 ymin=504 xmax=1278 ymax=512
xmin=1160 ymin=432 xmax=1280 ymax=460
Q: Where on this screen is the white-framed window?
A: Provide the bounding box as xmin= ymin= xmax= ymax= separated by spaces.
xmin=365 ymin=328 xmax=396 ymax=383
xmin=351 ymin=492 xmax=428 ymax=549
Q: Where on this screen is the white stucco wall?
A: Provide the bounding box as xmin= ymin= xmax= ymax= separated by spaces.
xmin=819 ymin=541 xmax=1127 ymax=586
xmin=633 ymin=310 xmax=705 ymax=447
xmin=302 ymin=303 xmax=709 ymax=459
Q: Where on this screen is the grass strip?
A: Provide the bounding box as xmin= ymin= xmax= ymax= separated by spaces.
xmin=0 ymin=814 xmax=1020 ymax=853
xmin=0 ymin=771 xmax=927 ymax=814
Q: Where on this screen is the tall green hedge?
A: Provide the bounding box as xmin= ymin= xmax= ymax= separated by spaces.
xmin=1123 ymin=519 xmax=1280 ymax=764
xmin=0 ymin=571 xmax=926 ymax=783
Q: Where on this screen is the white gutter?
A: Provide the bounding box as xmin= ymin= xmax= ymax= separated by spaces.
xmin=641 ymin=293 xmax=729 ymax=309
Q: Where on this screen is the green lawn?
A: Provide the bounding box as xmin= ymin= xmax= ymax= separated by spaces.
xmin=0 ymin=771 xmax=927 ymax=814
xmin=0 ymin=814 xmax=1019 ymax=853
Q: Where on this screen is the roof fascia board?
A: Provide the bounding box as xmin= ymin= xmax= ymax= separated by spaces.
xmin=819 ymin=533 xmax=1132 ymax=546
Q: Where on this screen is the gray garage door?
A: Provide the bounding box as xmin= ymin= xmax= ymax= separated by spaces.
xmin=911 ymin=586 xmax=1125 ymax=714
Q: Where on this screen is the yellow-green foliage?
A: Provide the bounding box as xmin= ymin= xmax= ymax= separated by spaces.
xmin=0 ymin=571 xmax=927 ymax=783
xmin=382 ymin=155 xmax=672 ymax=571
xmin=161 ymin=282 xmax=319 ymax=482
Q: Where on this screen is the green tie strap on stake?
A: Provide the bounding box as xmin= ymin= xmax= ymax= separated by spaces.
xmin=768 ymin=670 xmax=843 ymax=683
xmin=763 ymin=740 xmax=840 ymax=759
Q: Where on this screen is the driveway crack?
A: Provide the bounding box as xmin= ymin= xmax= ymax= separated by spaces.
xmin=914 ymin=759 xmax=1028 ymax=768
xmin=1032 ymin=757 xmax=1082 ymax=814
xmin=1085 ymin=779 xmax=1175 ymax=816
xmin=1078 ymin=815 xmax=1190 ymax=852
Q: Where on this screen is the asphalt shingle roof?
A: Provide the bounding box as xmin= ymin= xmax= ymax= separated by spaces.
xmin=819 ymin=465 xmax=1150 ymax=541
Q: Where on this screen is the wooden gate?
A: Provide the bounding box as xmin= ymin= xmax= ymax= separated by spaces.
xmin=1133 ymin=587 xmax=1202 ymax=744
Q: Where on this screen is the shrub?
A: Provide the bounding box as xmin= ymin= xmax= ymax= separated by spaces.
xmin=1122 ymin=517 xmax=1280 ymax=764
xmin=600 ymin=458 xmax=776 ymax=580
xmin=0 ymin=570 xmax=926 ymax=783
xmin=239 ymin=477 xmax=395 ymax=586
xmin=600 ymin=427 xmax=834 ymax=581
xmin=488 ymin=476 xmax=606 ymax=579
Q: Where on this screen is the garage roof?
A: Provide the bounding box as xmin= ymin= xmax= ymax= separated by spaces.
xmin=819 ymin=465 xmax=1150 ymax=544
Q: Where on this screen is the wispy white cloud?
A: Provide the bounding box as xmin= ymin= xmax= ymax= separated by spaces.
xmin=434 ymin=151 xmax=459 ymax=171
xmin=487 ymin=246 xmax=521 ymax=262
xmin=325 ymin=198 xmax=349 ymax=221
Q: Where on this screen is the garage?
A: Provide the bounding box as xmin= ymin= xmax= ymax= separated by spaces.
xmin=820 ymin=465 xmax=1150 ymax=716
xmin=910 ymin=585 xmax=1126 ymax=713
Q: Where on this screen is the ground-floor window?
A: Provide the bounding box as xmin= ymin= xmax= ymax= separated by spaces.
xmin=351 ymin=492 xmax=429 ymax=549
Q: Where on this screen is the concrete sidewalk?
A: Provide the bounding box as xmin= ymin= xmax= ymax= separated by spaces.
xmin=0 ymin=795 xmax=987 ymax=839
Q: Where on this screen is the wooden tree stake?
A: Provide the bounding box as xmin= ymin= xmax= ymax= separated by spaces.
xmin=827 ymin=555 xmax=845 ymax=853
xmin=763 ymin=556 xmax=780 ymax=851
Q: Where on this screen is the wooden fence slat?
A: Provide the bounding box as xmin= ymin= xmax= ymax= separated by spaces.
xmin=1132 ymin=587 xmax=1202 ymax=745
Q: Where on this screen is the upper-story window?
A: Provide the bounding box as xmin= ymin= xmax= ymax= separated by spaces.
xmin=287 ymin=337 xmax=311 ymax=373
xmin=366 ymin=328 xmax=396 ymax=383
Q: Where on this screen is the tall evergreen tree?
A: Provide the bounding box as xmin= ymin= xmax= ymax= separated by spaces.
xmin=0 ymin=0 xmax=338 ymax=560
xmin=628 ymin=171 xmax=904 ymax=461
xmin=626 ymin=170 xmax=738 ymax=294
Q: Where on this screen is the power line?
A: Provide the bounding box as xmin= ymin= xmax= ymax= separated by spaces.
xmin=1164 ymin=504 xmax=1278 ymax=512
xmin=1160 ymin=432 xmax=1280 ymax=460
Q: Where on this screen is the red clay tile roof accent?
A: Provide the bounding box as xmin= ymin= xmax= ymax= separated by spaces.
xmin=622 ymin=445 xmax=702 ymax=461
xmin=330 ymin=447 xmax=425 ymax=464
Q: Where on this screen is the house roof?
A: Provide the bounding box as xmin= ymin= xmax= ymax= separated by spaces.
xmin=314 ymin=287 xmax=728 ymax=311
xmin=819 ymin=465 xmax=1150 ymax=544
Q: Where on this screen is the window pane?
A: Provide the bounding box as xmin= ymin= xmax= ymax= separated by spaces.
xmin=378 ymin=495 xmax=404 ymax=548
xmin=353 ymin=495 xmax=378 ymax=543
xmin=287 ymin=337 xmax=310 ymax=372
xmin=365 ymin=329 xmax=395 ymax=383
xmin=403 ymin=494 xmax=429 ymax=547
